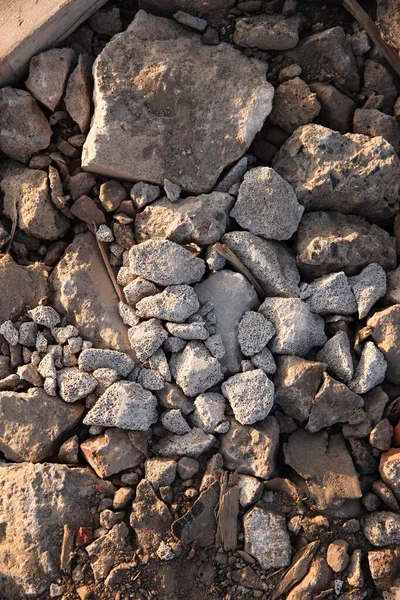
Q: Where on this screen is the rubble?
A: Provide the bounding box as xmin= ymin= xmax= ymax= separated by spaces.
xmin=25 ymin=48 xmax=76 ymax=111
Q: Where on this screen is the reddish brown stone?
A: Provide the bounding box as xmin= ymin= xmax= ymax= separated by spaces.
xmin=70 ymin=195 xmax=106 ymax=227
xmin=76 ymin=526 xmax=93 ymax=546
xmin=80 ymin=428 xmax=145 ymax=478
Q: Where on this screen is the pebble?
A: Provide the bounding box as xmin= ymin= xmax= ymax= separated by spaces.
xmin=154 ymin=428 xmax=216 ymax=459
xmin=118 ymin=302 xmax=140 ymax=327
xmin=18 ymin=322 xmax=38 ymax=347
xmin=170 ymin=341 xmax=224 ymax=397
xmin=204 ymin=334 xmax=225 ymax=359
xmin=363 ymin=511 xmax=400 ymax=546
xmin=99 ymin=181 xmax=126 ymax=212
xmin=161 ymin=409 xmax=191 ymax=435
xmin=130 ymin=182 xmax=160 ymax=209
xmin=250 ymin=346 xmax=276 ymax=375
xmin=164 ymin=179 xmax=181 ymax=202
xmin=238 ymin=475 xmax=263 ymax=507
xmin=166 ymin=322 xmax=209 ymax=341
xmin=316 ymin=331 xmax=354 ymax=384
xmin=96 ymin=224 xmax=114 ymax=243
xmin=28 ymin=306 xmax=60 ymax=328
xmin=128 ymin=319 xmax=168 ymax=361
xmin=113 ymin=488 xmax=135 ymax=510
xmin=206 ymin=245 xmax=226 ymax=270
xmin=221 ymin=369 xmax=274 ymax=425
xmin=177 ymin=457 xmax=200 ymax=480
xmin=173 ymin=11 xmax=207 ymax=32
xmin=38 ymin=354 xmax=56 ymax=379
xmin=0 ymin=321 xmax=19 ymax=346
xmin=350 ymin=342 xmax=387 ymax=394
xmin=237 ymin=311 xmax=275 ymax=357
xmin=57 ymin=368 xmax=98 ymax=402
xmin=327 ymin=539 xmax=350 ymax=572
xmin=243 ymin=507 xmax=291 ymax=570
xmin=370 ymin=419 xmax=393 ymax=451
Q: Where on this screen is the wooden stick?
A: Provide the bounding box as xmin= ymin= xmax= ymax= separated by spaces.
xmin=60 ymin=524 xmax=75 ymax=574
xmin=93 ymin=226 xmax=125 ymax=303
xmin=214 ymin=243 xmax=265 ymax=298
xmin=216 ymin=471 xmax=239 ymax=551
xmin=342 ymin=0 xmax=400 ymax=78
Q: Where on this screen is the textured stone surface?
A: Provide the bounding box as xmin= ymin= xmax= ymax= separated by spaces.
xmin=191 ymin=392 xmax=228 ymax=433
xmin=128 ymin=318 xmax=168 ymax=361
xmin=26 ymin=48 xmax=76 ymax=111
xmin=309 ymin=82 xmax=356 ymax=133
xmin=130 ymin=479 xmax=172 ymax=553
xmin=349 ymin=263 xmax=387 ymax=319
xmin=363 ymin=512 xmax=400 ymax=547
xmin=316 ymin=331 xmax=353 ymax=384
xmin=0 ymin=255 xmax=47 ymax=324
xmin=170 ymin=341 xmax=224 ymax=396
xmin=57 ymin=368 xmax=98 ymax=403
xmin=154 ymin=427 xmax=216 ymax=458
xmin=136 ymin=285 xmax=199 ymax=322
xmin=380 ymin=448 xmax=400 ymax=497
xmin=82 ymin=11 xmax=274 ymax=193
xmin=221 ymin=370 xmax=274 ymax=425
xmin=269 ymin=78 xmax=321 ymax=133
xmin=78 ymin=348 xmax=135 ymax=377
xmin=377 ymin=0 xmax=400 ymax=53
xmin=234 ymin=14 xmax=301 ymax=50
xmin=350 ymin=342 xmax=387 ymax=394
xmin=172 ymin=481 xmax=219 ymax=546
xmin=301 ymin=272 xmax=357 ymax=315
xmin=367 ymin=305 xmax=400 ymax=384
xmin=273 ymin=125 xmax=400 ymax=222
xmin=65 ymin=54 xmax=93 ymax=134
xmin=353 ymin=109 xmax=400 ymax=153
xmin=244 ymin=507 xmax=291 ymax=569
xmin=81 ymin=428 xmax=146 ymax=478
xmin=237 ymin=311 xmax=275 ymax=357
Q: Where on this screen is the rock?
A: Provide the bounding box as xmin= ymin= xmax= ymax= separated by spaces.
xmin=238 ymin=475 xmax=263 ymax=507
xmin=251 ymin=346 xmax=276 ymax=374
xmin=385 ymin=267 xmax=400 ymax=305
xmin=370 ymin=419 xmax=393 ymax=452
xmin=349 ymin=263 xmax=387 ymax=319
xmin=237 ymin=311 xmax=275 ymax=357
xmin=68 ymin=172 xmax=96 ymax=201
xmin=273 ymin=125 xmax=400 ymax=222
xmin=220 ymin=417 xmax=279 ymax=478
xmin=0 ymin=87 xmax=52 ymax=163
xmin=50 ymin=232 xmax=132 ymax=352
xmin=349 ymin=437 xmax=378 ymax=475
xmin=154 ymin=427 xmax=216 ymax=458
xmin=84 ymin=381 xmax=158 ymax=431
xmin=368 ymin=548 xmax=400 ymax=593
xmin=347 ymin=549 xmax=364 ymax=588
xmin=215 ymin=157 xmax=248 ymax=193
xmin=130 ymin=479 xmax=172 ymax=553
xmin=70 ymin=195 xmax=106 ymax=227
xmin=138 ymin=0 xmax=235 ymax=14
xmin=367 ymin=305 xmax=400 ymax=384
xmin=130 ymin=182 xmax=160 ymax=209
xmin=191 ymin=392 xmax=228 ymax=433
xmin=57 ymin=368 xmax=98 ymax=402
xmin=172 ymin=480 xmax=219 ymax=546
xmin=296 ymin=211 xmax=396 ymax=278
xmin=270 ymin=78 xmax=320 ymax=134
xmin=309 ymin=82 xmax=356 ymax=134
xmin=195 ymin=270 xmax=259 ymax=373
xmin=380 ymin=448 xmax=400 ymax=497
xmin=259 ymin=297 xmax=326 ymax=357
xmin=123 ymin=278 xmax=159 ymax=307
xmin=377 ymin=0 xmax=400 ymax=54
xmin=275 ymin=356 xmax=326 ymax=422
xmin=204 ymin=334 xmax=225 ymax=359
xmin=221 ymin=369 xmax=274 ymax=425
xmin=161 ymin=409 xmax=191 ymax=434
xmin=166 ymin=321 xmax=209 ymax=340
xmin=284 ymin=430 xmax=362 ymax=510
xmin=135 ymin=286 xmax=199 ymax=323
xmin=317 ymin=331 xmax=353 ymax=384
xmin=89 ymin=7 xmax=122 ymax=35
xmin=129 ymin=239 xmax=205 ymax=286
xmin=128 ymin=319 xmax=168 ymax=361
xmin=177 ymin=457 xmax=199 ymax=480
xmin=64 ymin=54 xmax=93 ymax=134
xmin=327 ymin=539 xmax=350 ymax=572
xmin=170 ymin=340 xmax=224 ymax=396
xmin=81 ymin=428 xmax=146 ymax=477
xmin=1 ymin=166 xmax=69 ymax=240
xmin=288 ymin=26 xmax=359 ymax=92
xmin=234 ymin=14 xmax=301 ymax=50
xmin=173 ymin=10 xmax=207 ymax=32
xmin=135 ymin=192 xmax=234 ymax=245
xmin=364 ymin=60 xmax=397 ymax=113
xmin=145 ymin=458 xmax=177 ymax=489
xmin=0 ymin=255 xmax=48 ymax=324
xmin=350 ymin=342 xmax=387 ymax=394
xmin=372 ymin=480 xmax=399 ymax=512
xmin=286 ymin=557 xmax=333 ymax=600
xmin=86 ymin=522 xmax=129 ymax=581
xmin=243 ymin=507 xmax=291 ymax=569
xmin=155 ymin=382 xmax=194 ymax=415
xmin=82 ymin=11 xmax=274 ymax=193
xmin=26 ymin=48 xmax=76 ymax=111
xmin=231 ymin=167 xmax=303 ymax=241
xmin=99 ymin=181 xmax=126 ymax=212
xmin=0 ymin=463 xmax=106 ymax=598
xmin=0 ymin=320 xmax=18 ymax=345
xmin=78 ymin=348 xmax=135 ymax=377
xmin=301 ymin=271 xmax=357 ymax=315
xmin=363 ymin=512 xmax=400 ymax=547
xmin=58 ymin=435 xmax=79 ymax=464
xmin=353 ymin=109 xmax=400 ymax=153
xmin=0 ymin=388 xmax=83 ymax=462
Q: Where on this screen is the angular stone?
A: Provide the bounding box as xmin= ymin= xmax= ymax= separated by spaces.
xmin=237 ymin=311 xmax=275 ymax=357
xmin=0 ymin=256 xmax=48 ymax=324
xmin=154 ymin=428 xmax=216 ymax=458
xmin=81 ymin=428 xmax=146 ymax=477
xmin=161 ymin=409 xmax=190 ymax=434
xmin=129 ymin=239 xmax=205 ymax=286
xmin=380 ymin=448 xmax=400 ymax=497
xmin=191 ymin=392 xmax=228 ymax=433
xmin=363 ymin=512 xmax=400 ymax=547
xmin=244 ymin=507 xmax=291 ymax=569
xmin=57 ymin=368 xmax=98 ymax=402
xmin=301 ymin=271 xmax=357 ymax=315
xmin=309 ymin=82 xmax=356 ymax=134
xmin=286 ymin=557 xmax=333 ymax=600
xmin=170 ymin=340 xmax=224 ymax=396
xmin=273 ymin=125 xmax=400 ymax=222
xmin=316 ymin=331 xmax=354 ymax=384
xmin=135 ymin=192 xmax=234 ymax=245
xmin=1 ymin=166 xmax=69 ymax=240
xmin=155 ymin=382 xmax=194 ymax=415
xmin=99 ymin=180 xmax=126 ymax=212
xmin=26 ymin=48 xmax=76 ymax=111
xmin=377 ymin=0 xmax=400 ymax=53
xmin=220 ymin=417 xmax=279 ymax=478
xmin=166 ymin=321 xmax=209 ymax=341
xmin=68 ymin=172 xmax=97 ymax=201
xmin=367 ymin=305 xmax=400 ymax=384
xmin=349 ymin=263 xmax=387 ymax=320
xmin=123 ymin=277 xmax=159 ymax=307
xmin=231 ymin=167 xmax=303 ymax=241
xmin=364 ymin=59 xmax=397 ymax=113
xmin=0 ymin=463 xmax=106 ymax=598
xmin=172 ymin=480 xmax=219 ymax=546
xmin=78 ymin=348 xmax=135 ymax=377
xmin=65 ymin=53 xmax=93 ymax=134
xmin=130 ymin=479 xmax=172 ymax=553
xmin=234 ymin=14 xmax=301 ymax=50
xmin=128 ymin=318 xmax=168 ymax=361
xmin=0 ymin=388 xmax=84 ymax=462
xmin=370 ymin=419 xmax=393 ymax=452
xmin=284 ymin=430 xmax=362 ymax=510
xmin=221 ymin=370 xmax=274 ymax=425
xmin=82 ymin=11 xmax=274 ymax=193
xmin=145 ymin=458 xmax=177 ymax=490
xmin=86 ymin=523 xmax=129 ymax=581
xmin=251 ymin=346 xmax=276 ymax=375
xmin=296 ymin=211 xmax=396 ymax=278
xmin=84 ymin=381 xmax=158 ymax=431
xmin=0 ymin=87 xmax=52 ymax=163
xmin=353 ymin=109 xmax=400 ymax=153
xmin=269 ymin=78 xmax=321 ymax=134
xmin=327 ymin=539 xmax=350 ymax=573
xmin=50 ymin=232 xmax=132 ymax=352
xmin=136 ymin=285 xmax=199 ymax=323
xmin=350 ymin=341 xmax=387 ymax=394
xmin=238 ymin=475 xmax=263 ymax=507
xmin=368 ymin=548 xmax=400 ymax=593
xmin=70 ymin=195 xmax=106 ymax=227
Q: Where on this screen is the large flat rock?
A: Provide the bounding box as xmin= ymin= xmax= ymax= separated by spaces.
xmin=0 ymin=254 xmax=48 ymax=323
xmin=82 ymin=10 xmax=274 ymax=193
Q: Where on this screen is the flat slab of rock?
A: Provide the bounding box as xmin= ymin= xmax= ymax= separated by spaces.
xmin=0 ymin=255 xmax=47 ymax=323
xmin=273 ymin=125 xmax=400 ymax=222
xmin=25 ymin=48 xmax=76 ymax=111
xmin=0 ymin=463 xmax=107 ymax=598
xmin=82 ymin=10 xmax=274 ymax=193
xmin=367 ymin=305 xmax=400 ymax=384
xmin=130 ymin=479 xmax=172 ymax=553
xmin=50 ymin=232 xmax=132 ymax=353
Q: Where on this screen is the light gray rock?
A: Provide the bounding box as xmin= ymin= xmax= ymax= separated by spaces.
xmin=123 ymin=277 xmax=159 ymax=307
xmin=370 ymin=418 xmax=393 ymax=451
xmin=26 ymin=48 xmax=76 ymax=111
xmin=118 ymin=302 xmax=140 ymax=327
xmin=259 ymin=297 xmax=326 ymax=356
xmin=238 ymin=475 xmax=263 ymax=507
xmin=64 ymin=54 xmax=93 ymax=134
xmin=204 ymin=334 xmax=225 ymax=359
xmin=173 ymin=10 xmax=207 ymax=32
xmin=206 ymin=244 xmax=226 ymax=271
xmin=82 ymin=11 xmax=274 ymax=193
xmin=223 ymin=231 xmax=300 ymax=297
xmin=353 ymin=108 xmax=400 ymax=153
xmin=234 ymin=14 xmax=301 ymax=50
xmin=170 ymin=341 xmax=224 ymax=396
xmin=238 ymin=311 xmax=275 ymax=356
xmin=128 ymin=318 xmax=168 ymax=361
xmin=215 ymin=157 xmax=248 ymax=193
xmin=130 ymin=181 xmax=160 ymax=209
xmin=244 ymin=507 xmax=291 ymax=569
xmin=316 ymin=331 xmax=354 ymax=383
xmin=191 ymin=392 xmax=228 ymax=433
xmin=349 ymin=263 xmax=387 ymax=319
xmin=86 ymin=523 xmax=130 ymax=581
xmin=164 ymin=178 xmax=181 ymax=202
xmin=38 ymin=354 xmax=56 ymax=379
xmin=301 ymin=271 xmax=357 ymax=315
xmin=363 ymin=512 xmax=400 ymax=547
xmin=385 ymin=266 xmax=400 ymax=305
xmin=18 ymin=322 xmax=38 ymax=347
xmin=195 ymin=270 xmax=259 ymax=373
xmin=137 ymin=368 xmax=164 ymax=390
xmin=135 ymin=285 xmax=199 ymax=322
xmin=145 ymin=458 xmax=177 ymax=489
xmin=135 ymin=192 xmax=234 ymax=245
xmin=154 ymin=427 xmax=216 ymax=458
xmin=57 ymin=368 xmax=98 ymax=403
xmin=350 ymin=341 xmax=387 ymax=394
xmin=251 ymin=346 xmax=277 ymax=375
xmin=129 ymin=239 xmax=205 ymax=286
xmin=79 ymin=348 xmax=135 ymax=377
xmin=96 ymin=224 xmax=114 ymax=242
xmin=231 ymin=167 xmax=303 ymax=241
xmin=273 ymin=124 xmax=400 ymax=222
xmin=28 ymin=306 xmax=60 ymax=328
xmin=221 ymin=369 xmax=274 ymax=425
xmin=166 ymin=321 xmax=209 ymax=340
xmin=155 ymin=382 xmax=194 ymax=415
xmin=84 ymin=381 xmax=158 ymax=430
xmin=161 ymin=409 xmax=191 ymax=434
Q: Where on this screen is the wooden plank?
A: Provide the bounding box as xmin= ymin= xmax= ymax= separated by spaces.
xmin=0 ymin=0 xmax=108 ymax=87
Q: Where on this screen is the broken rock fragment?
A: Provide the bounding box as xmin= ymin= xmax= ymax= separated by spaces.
xmin=172 ymin=480 xmax=219 ymax=546
xmin=26 ymin=48 xmax=76 ymax=111
xmin=82 ymin=10 xmax=274 ymax=193
xmin=221 ymin=370 xmax=274 ymax=425
xmin=350 ymin=342 xmax=387 ymax=394
xmin=363 ymin=512 xmax=400 ymax=547
xmin=136 ymin=285 xmax=199 ymax=323
xmin=367 ymin=305 xmax=400 ymax=384
xmin=170 ymin=341 xmax=224 ymax=396
xmin=234 ymin=14 xmax=301 ymax=50
xmin=81 ymin=428 xmax=146 ymax=478
xmin=269 ymin=78 xmax=321 ymax=134
xmin=0 ymin=255 xmax=48 ymax=324
xmin=349 ymin=263 xmax=387 ymax=320
xmin=130 ymin=479 xmax=172 ymax=553
xmin=316 ymin=331 xmax=353 ymax=384
xmin=64 ymin=53 xmax=93 ymax=133
xmin=244 ymin=507 xmax=291 ymax=569
xmin=154 ymin=427 xmax=216 ymax=458
xmin=78 ymin=348 xmax=135 ymax=377
xmin=301 ymin=271 xmax=357 ymax=315
xmin=237 ymin=311 xmax=275 ymax=357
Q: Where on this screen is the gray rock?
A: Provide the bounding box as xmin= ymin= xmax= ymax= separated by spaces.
xmin=251 ymin=346 xmax=277 ymax=375
xmin=350 ymin=341 xmax=387 ymax=394
xmin=204 ymin=334 xmax=225 ymax=359
xmin=205 ymin=244 xmax=226 ymax=271
xmin=177 ymin=457 xmax=199 ymax=480
xmin=135 ymin=192 xmax=234 ymax=245
xmin=28 ymin=306 xmax=60 ymax=328
xmin=316 ymin=331 xmax=354 ymax=383
xmin=128 ymin=318 xmax=168 ymax=361
xmin=129 ymin=239 xmax=205 ymax=286
xmin=57 ymin=368 xmax=98 ymax=403
xmin=166 ymin=322 xmax=209 ymax=341
xmin=64 ymin=54 xmax=93 ymax=134
xmin=123 ymin=277 xmax=159 ymax=307
xmin=154 ymin=427 xmax=216 ymax=458
xmin=0 ymin=320 xmax=18 ymax=346
xmin=259 ymin=297 xmax=326 ymax=356
xmin=96 ymin=224 xmax=114 ymax=242
xmin=273 ymin=124 xmax=400 ymax=223
xmin=364 ymin=60 xmax=397 ymax=112
xmin=135 ymin=285 xmax=199 ymax=322
xmin=0 ymin=87 xmax=52 ymax=163
xmin=269 ymin=78 xmax=321 ymax=134
xmin=26 ymin=48 xmax=76 ymax=111
xmin=349 ymin=263 xmax=387 ymax=319
xmin=118 ymin=302 xmax=140 ymax=327
xmin=231 ymin=167 xmax=303 ymax=241
xmin=82 ymin=11 xmax=274 ymax=194
xmin=223 ymin=231 xmax=301 ymax=298
xmin=84 ymin=381 xmax=158 ymax=430
xmin=170 ymin=341 xmax=224 ymax=396
xmin=234 ymin=14 xmax=301 ymax=50
xmin=221 ymin=369 xmax=274 ymax=425
xmin=214 ymin=157 xmax=248 ymax=193
xmin=363 ymin=512 xmax=400 ymax=547
xmin=309 ymin=82 xmax=356 ymax=134
xmin=367 ymin=305 xmax=400 ymax=384
xmin=130 ymin=480 xmax=172 ymax=554
xmin=78 ymin=348 xmax=135 ymax=377
xmin=191 ymin=392 xmax=228 ymax=433
xmin=173 ymin=10 xmax=207 ymax=32
xmin=164 ymin=178 xmax=181 ymax=202
xmin=161 ymin=409 xmax=191 ymax=434
xmin=137 ymin=368 xmax=165 ymax=390
xmin=296 ymin=211 xmax=396 ymax=278
xmin=130 ymin=182 xmax=160 ymax=209
xmin=146 ymin=349 xmax=171 ymax=381
xmin=238 ymin=475 xmax=263 ymax=507
xmin=301 ymin=272 xmax=357 ymax=315
xmin=145 ymin=458 xmax=177 ymax=489
xmin=99 ymin=181 xmax=126 ymax=212
xmin=195 ymin=270 xmax=259 ymax=373
xmin=244 ymin=507 xmax=291 ymax=569
xmin=370 ymin=419 xmax=393 ymax=451
xmin=220 ymin=417 xmax=279 ymax=478
xmin=87 ymin=523 xmax=130 ymax=581
xmin=18 ymin=322 xmax=38 ymax=347
xmin=155 ymin=382 xmax=194 ymax=415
